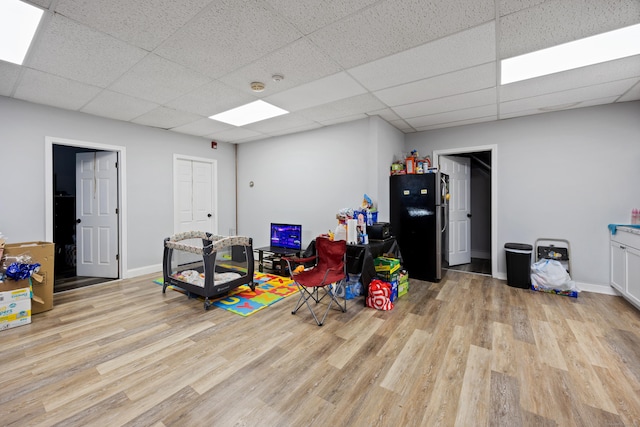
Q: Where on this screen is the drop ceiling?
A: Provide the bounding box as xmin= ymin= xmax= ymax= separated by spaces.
xmin=2 ymin=0 xmax=639 ymax=143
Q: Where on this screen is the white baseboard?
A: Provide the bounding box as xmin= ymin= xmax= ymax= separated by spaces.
xmin=491 ymin=273 xmax=616 ymax=296
xmin=125 ymin=263 xmax=162 ymax=279
xmin=575 ymin=281 xmax=618 ymax=295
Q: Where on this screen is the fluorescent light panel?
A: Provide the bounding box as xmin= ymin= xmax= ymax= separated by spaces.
xmin=501 ymin=23 xmax=640 ymax=85
xmin=209 ymin=100 xmax=288 ymax=126
xmin=0 ymin=0 xmax=43 ymax=65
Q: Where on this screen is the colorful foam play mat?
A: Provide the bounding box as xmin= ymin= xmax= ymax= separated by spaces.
xmin=153 ymin=272 xmax=297 ymax=317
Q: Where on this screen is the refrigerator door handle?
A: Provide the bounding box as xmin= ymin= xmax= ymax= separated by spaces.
xmin=441 ymin=204 xmax=448 ymax=233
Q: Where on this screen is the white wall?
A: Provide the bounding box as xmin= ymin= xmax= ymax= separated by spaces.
xmin=407 ymin=101 xmax=640 ymax=291
xmin=3 ymin=94 xmax=637 ymax=291
xmin=236 ymin=116 xmax=403 ymax=248
xmin=0 ymin=96 xmax=237 ymax=276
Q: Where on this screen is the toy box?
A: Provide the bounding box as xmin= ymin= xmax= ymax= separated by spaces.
xmin=398 ymin=271 xmax=409 ymax=297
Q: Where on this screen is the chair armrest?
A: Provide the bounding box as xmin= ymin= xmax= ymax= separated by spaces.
xmin=283 ymin=255 xmax=316 ymax=264
xmin=282 ymin=255 xmax=317 ymax=278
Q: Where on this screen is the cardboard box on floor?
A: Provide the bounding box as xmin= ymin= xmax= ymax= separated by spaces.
xmin=0 ymin=279 xmax=32 ymax=331
xmin=3 ymin=242 xmax=54 ymax=314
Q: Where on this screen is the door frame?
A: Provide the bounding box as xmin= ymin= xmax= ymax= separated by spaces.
xmin=173 ymin=154 xmax=218 ymax=235
xmin=433 ymin=144 xmax=497 ymax=278
xmin=441 ymin=155 xmax=472 ymax=267
xmin=44 ymin=136 xmax=127 ymax=279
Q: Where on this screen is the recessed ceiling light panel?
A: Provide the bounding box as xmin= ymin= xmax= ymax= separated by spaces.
xmin=501 ymin=23 xmax=640 ymax=85
xmin=209 ymin=100 xmax=288 ymax=126
xmin=0 ymin=0 xmax=44 ymax=65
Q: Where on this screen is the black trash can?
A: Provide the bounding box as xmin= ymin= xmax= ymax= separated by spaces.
xmin=504 ymin=243 xmax=533 ymax=289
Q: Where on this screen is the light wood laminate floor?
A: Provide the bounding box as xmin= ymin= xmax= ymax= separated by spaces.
xmin=2 ymin=270 xmax=640 ymax=426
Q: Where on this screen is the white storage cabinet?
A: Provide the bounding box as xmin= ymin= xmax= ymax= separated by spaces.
xmin=610 ymin=226 xmax=640 ymax=309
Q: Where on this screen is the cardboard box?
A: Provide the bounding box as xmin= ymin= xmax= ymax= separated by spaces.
xmin=398 ymin=272 xmax=409 ymax=297
xmin=0 ymin=298 xmax=31 ymax=331
xmin=0 ymin=279 xmax=32 ymax=303
xmin=3 ymin=242 xmax=55 ymax=314
xmin=374 ymin=257 xmax=400 ymax=275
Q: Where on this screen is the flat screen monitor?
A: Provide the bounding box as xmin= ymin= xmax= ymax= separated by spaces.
xmin=270 ymin=223 xmax=302 ymax=251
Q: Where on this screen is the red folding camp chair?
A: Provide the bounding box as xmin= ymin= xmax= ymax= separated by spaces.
xmin=283 ymin=236 xmax=347 ymax=326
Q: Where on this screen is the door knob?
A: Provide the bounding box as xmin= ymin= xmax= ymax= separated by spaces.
xmin=467 ymin=213 xmax=472 ymax=218
xmin=76 ymin=218 xmax=82 ymax=223
xmin=207 ymin=213 xmax=212 ymax=218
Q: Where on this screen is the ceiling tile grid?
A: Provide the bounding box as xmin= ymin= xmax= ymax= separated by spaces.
xmin=0 ymin=63 xmax=22 ymax=96
xmin=131 ymin=106 xmax=203 ymax=129
xmin=13 ymin=68 xmax=102 ymax=110
xmin=2 ymin=0 xmax=638 ymax=143
xmin=217 ymin=37 xmax=343 ymax=96
xmin=108 ymin=54 xmax=212 ymax=104
xmin=374 ymin=62 xmax=496 ymax=107
xmin=54 ymin=0 xmax=214 ymax=51
xmin=499 ymin=0 xmax=640 ymax=59
xmin=153 ymin=0 xmax=303 ymax=79
xmin=80 ymin=90 xmax=159 ymax=122
xmin=500 ymin=55 xmax=640 ymax=102
xmin=26 ymin=13 xmax=148 ymax=87
xmin=619 ymin=80 xmax=640 ymax=102
xmin=407 ymin=104 xmax=497 ymax=130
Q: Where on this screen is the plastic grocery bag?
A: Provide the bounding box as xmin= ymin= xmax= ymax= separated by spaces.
xmin=530 ymin=259 xmax=578 ymax=292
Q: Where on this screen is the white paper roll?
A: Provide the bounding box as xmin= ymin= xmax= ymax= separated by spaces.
xmin=347 ymin=219 xmax=358 ymax=244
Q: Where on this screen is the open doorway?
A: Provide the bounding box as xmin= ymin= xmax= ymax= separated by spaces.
xmin=434 ymin=145 xmax=497 ymax=277
xmin=45 ymin=137 xmax=127 ymax=292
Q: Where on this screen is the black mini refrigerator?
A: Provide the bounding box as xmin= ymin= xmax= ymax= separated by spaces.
xmin=389 ymin=172 xmax=448 ymax=282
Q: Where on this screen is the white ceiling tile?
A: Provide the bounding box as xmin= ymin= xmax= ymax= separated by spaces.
xmin=618 ymin=80 xmax=640 ymax=102
xmin=499 ymin=78 xmax=640 ymax=115
xmin=297 ymin=93 xmax=386 ymax=122
xmin=3 ymin=0 xmax=637 ymax=143
xmin=170 ymin=118 xmax=234 ymax=137
xmin=218 ymin=38 xmax=342 ymax=96
xmin=374 ymin=62 xmax=496 ymax=107
xmin=13 ymin=69 xmax=101 ymax=110
xmin=405 ymin=104 xmax=497 ymax=128
xmin=264 ymin=71 xmax=367 ymax=112
xmin=55 ymin=0 xmax=213 ymax=50
xmin=27 ymin=14 xmax=147 ymax=87
xmin=414 ymin=115 xmax=496 ymax=131
xmin=497 ymin=0 xmax=546 ymax=17
xmin=349 ymin=22 xmax=496 ymax=91
xmin=265 ymin=122 xmax=323 ymax=137
xmin=308 ymin=0 xmax=495 ymax=68
xmin=154 ymin=0 xmax=302 ymax=78
xmin=244 ymin=113 xmax=317 ymax=134
xmin=0 ymin=62 xmax=21 ymax=96
xmin=26 ymin=0 xmax=51 ymax=9
xmin=389 ymin=118 xmax=416 ymax=132
xmin=165 ymin=80 xmax=257 ymax=117
xmin=207 ymin=127 xmax=266 ymax=144
xmin=109 ymin=54 xmax=211 ymax=104
xmin=319 ymin=113 xmax=370 ymax=126
xmin=499 ymin=0 xmax=640 ymax=59
xmin=500 ymin=55 xmax=640 ymax=102
xmin=264 ymin=0 xmax=380 ymax=34
xmin=131 ymin=106 xmax=203 ymax=129
xmin=394 ymin=88 xmax=497 ymax=119
xmin=368 ymin=108 xmax=402 ymax=122
xmin=500 ymin=96 xmax=620 ymax=119
xmin=81 ymin=90 xmax=158 ymax=121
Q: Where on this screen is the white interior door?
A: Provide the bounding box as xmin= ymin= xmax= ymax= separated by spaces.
xmin=174 ymin=157 xmax=215 ymax=234
xmin=440 ymin=156 xmax=471 ymax=266
xmin=76 ymin=151 xmax=119 ymax=278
